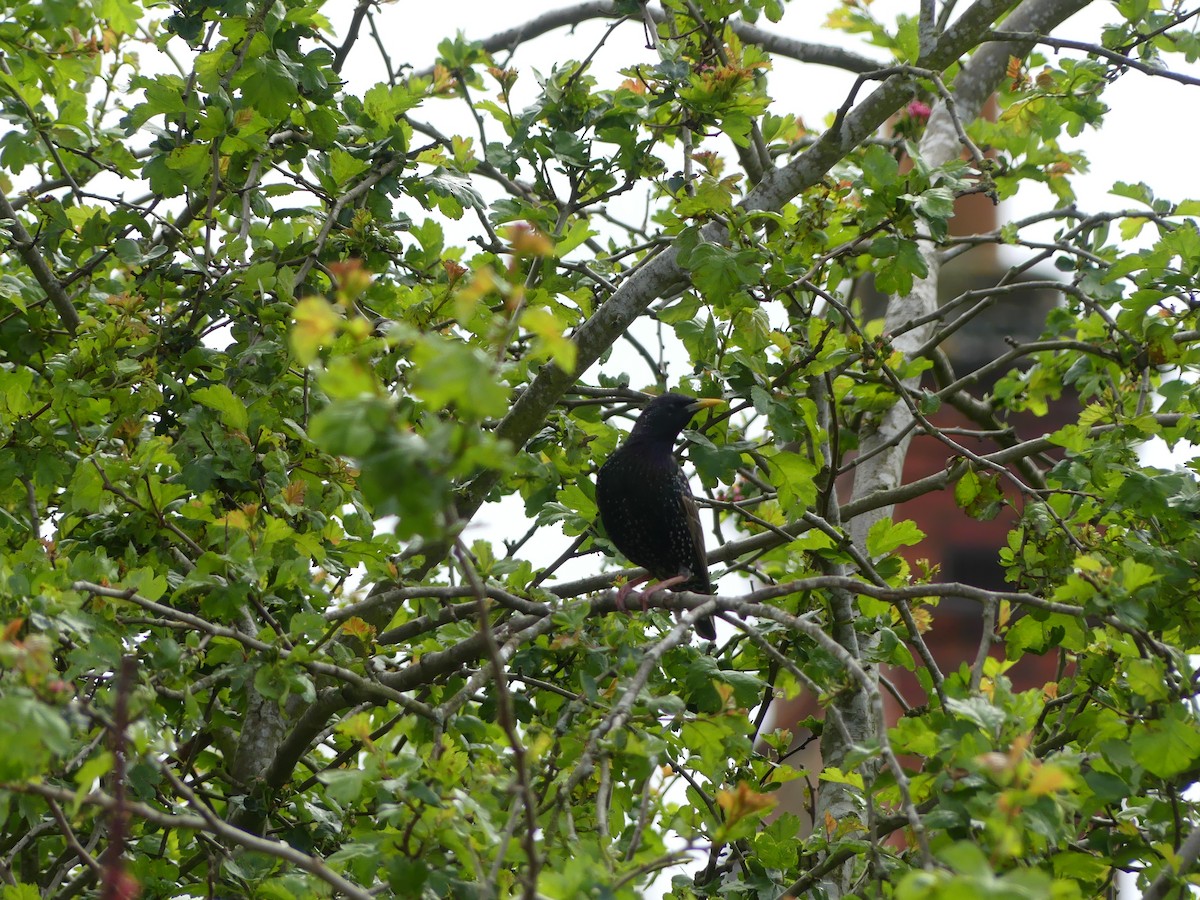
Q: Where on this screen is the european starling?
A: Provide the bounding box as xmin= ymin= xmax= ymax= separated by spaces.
xmin=596 ymin=393 xmax=724 ymax=640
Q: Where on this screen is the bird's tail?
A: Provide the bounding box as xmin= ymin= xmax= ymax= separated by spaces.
xmin=688 ymin=577 xmax=717 ymax=641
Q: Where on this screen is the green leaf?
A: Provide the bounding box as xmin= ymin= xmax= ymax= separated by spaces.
xmin=771 ymin=450 xmax=819 ymax=511
xmin=0 ymin=697 xmax=71 ymax=780
xmin=1126 ymin=658 xmax=1169 ymax=702
xmin=1110 ymin=180 xmax=1154 ymax=206
xmin=937 ymin=840 xmax=990 ymax=877
xmin=100 ymin=0 xmax=142 ymax=33
xmin=521 ymin=307 xmax=577 ymax=373
xmin=866 ymin=517 xmax=925 ymax=556
xmin=238 ymin=56 xmax=297 ymax=119
xmin=753 ymin=813 xmax=806 ymax=868
xmin=873 ymin=238 xmax=928 ymax=296
xmin=1117 ymin=558 xmax=1159 ymax=593
xmin=363 ymin=82 xmax=426 ymax=123
xmin=318 ymin=768 xmax=369 ymax=805
xmin=191 ymin=385 xmax=249 ymax=431
xmin=73 ymin=751 xmax=115 ymax=803
xmin=677 ymin=240 xmax=763 ymax=299
xmin=553 ymin=219 xmax=598 ymax=257
xmin=410 ymin=337 xmax=509 ymax=418
xmin=861 ymin=145 xmax=900 ymax=188
xmin=329 ymin=149 xmax=371 ymax=186
xmin=945 ymin=696 xmax=1006 ymax=735
xmin=291 ymin=296 xmax=342 ymax=364
xmin=310 ymin=398 xmax=393 ymax=457
xmin=954 ymin=468 xmax=1004 ymax=520
xmin=1131 ymin=708 xmax=1200 ymax=778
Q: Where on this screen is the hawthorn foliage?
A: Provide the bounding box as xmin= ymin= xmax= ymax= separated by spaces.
xmin=2 ymin=1 xmax=1200 ymax=898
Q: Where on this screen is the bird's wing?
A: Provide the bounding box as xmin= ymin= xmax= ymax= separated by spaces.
xmin=676 ymin=471 xmax=711 ymax=593
xmin=676 ymin=471 xmax=718 ymax=639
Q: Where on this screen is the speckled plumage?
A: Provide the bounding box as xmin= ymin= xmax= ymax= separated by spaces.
xmin=596 ymin=393 xmax=721 ymax=640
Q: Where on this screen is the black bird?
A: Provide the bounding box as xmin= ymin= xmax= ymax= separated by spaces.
xmin=596 ymin=393 xmax=724 ymax=640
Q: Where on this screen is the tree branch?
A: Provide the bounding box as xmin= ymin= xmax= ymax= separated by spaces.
xmin=0 ymin=192 xmax=80 ymax=334
xmin=409 ymin=2 xmax=884 ymax=80
xmin=4 ymin=781 xmax=373 ymax=900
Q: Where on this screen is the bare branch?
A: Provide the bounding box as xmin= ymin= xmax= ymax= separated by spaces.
xmin=0 ymin=192 xmax=80 ymax=333
xmin=5 ymin=781 xmax=374 ymax=900
xmin=409 ymin=2 xmax=884 ymax=80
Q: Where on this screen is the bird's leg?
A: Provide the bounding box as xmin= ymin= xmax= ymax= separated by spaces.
xmin=639 ymin=574 xmax=688 ymax=612
xmin=614 ymin=573 xmax=652 ymax=613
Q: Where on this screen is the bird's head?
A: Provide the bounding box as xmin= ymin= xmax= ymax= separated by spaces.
xmin=627 ymin=392 xmax=724 ymax=444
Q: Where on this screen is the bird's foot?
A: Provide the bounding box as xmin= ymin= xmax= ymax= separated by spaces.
xmin=614 ymin=574 xmax=651 ymax=613
xmin=640 ymin=574 xmax=688 ymax=611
